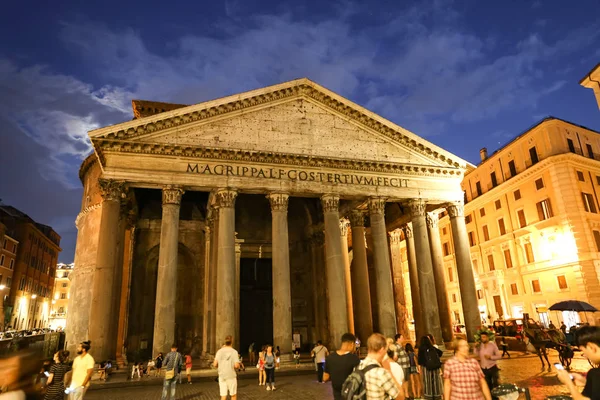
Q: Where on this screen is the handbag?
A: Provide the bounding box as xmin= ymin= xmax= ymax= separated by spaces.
xmin=165 ymin=353 xmax=179 ymax=379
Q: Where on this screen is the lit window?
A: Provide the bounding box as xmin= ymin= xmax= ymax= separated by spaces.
xmin=498 ymin=218 xmax=506 ymax=235
xmin=443 ymin=243 xmax=450 ymax=256
xmin=517 ymin=209 xmax=527 ymax=228
xmin=9 ymin=259 xmax=13 ymax=269
xmin=495 ymin=200 xmax=502 ymax=210
xmin=531 ymin=279 xmax=541 ymax=293
xmin=557 ymin=275 xmax=568 ymax=290
xmin=477 ymin=289 xmax=484 ymax=299
xmin=567 ymin=138 xmax=576 ymax=153
xmin=535 ymin=178 xmax=544 ymax=190
xmin=480 ymin=208 xmax=486 ymax=217
xmin=468 ymin=231 xmax=476 ymax=247
xmin=60 ymin=293 xmax=66 ymax=300
xmin=0 ymin=255 xmax=3 ymax=266
xmin=596 ymin=175 xmax=600 ymax=185
xmin=508 ymin=160 xmax=517 ymax=177
xmin=582 ymin=193 xmax=597 ymax=213
xmin=593 ymin=230 xmax=600 ymax=252
xmin=577 ymin=171 xmax=585 ymax=182
xmin=587 ymin=144 xmax=594 ymax=159
xmin=514 ymin=189 xmax=521 ymax=201
xmin=476 ymin=181 xmax=483 ymax=196
xmin=536 ymin=199 xmax=553 ymax=221
xmin=504 ymin=249 xmax=513 ymax=269
xmin=524 ymin=242 xmax=535 ymax=263
xmin=465 ymin=214 xmax=472 ymax=224
xmin=452 ymin=293 xmax=457 ymax=303
xmin=483 ymin=226 xmax=490 ymax=241
xmin=491 ymin=172 xmax=498 ymax=188
xmin=472 ymin=259 xmax=479 ymax=273
xmin=487 ymin=254 xmax=495 ymax=271
xmin=62 ymin=283 xmax=67 ymax=288
xmin=510 ymin=283 xmax=518 ymax=295
xmin=530 ymin=147 xmax=539 ymax=165
xmin=448 ymin=267 xmax=454 ymax=282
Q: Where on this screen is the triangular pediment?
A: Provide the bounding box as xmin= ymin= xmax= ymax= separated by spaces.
xmin=90 ymin=78 xmax=470 ymax=170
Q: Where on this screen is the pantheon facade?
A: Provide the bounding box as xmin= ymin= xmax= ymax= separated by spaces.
xmin=67 ymin=78 xmax=480 ymax=362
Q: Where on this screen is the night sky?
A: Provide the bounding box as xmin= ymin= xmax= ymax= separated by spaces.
xmin=1 ymin=0 xmax=599 ymax=263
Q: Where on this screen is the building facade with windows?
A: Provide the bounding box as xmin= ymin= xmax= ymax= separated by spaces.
xmin=0 ymin=206 xmax=61 ymax=331
xmin=436 ymin=117 xmax=600 ymax=329
xmin=581 ymin=63 xmax=600 ymax=110
xmin=49 ymin=263 xmax=73 ymax=330
xmin=0 ymin=222 xmax=18 ymax=330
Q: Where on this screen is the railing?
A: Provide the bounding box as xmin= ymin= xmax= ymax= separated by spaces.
xmin=0 ymin=332 xmax=65 ymax=358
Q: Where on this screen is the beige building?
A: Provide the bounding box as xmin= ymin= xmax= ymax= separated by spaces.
xmin=428 ymin=117 xmax=600 ymax=329
xmin=67 ymin=78 xmax=486 ymax=362
xmin=581 ymin=63 xmax=600 ymax=109
xmin=49 ymin=263 xmax=73 ymax=330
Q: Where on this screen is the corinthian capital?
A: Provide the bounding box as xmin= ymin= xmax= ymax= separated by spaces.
xmin=408 ymin=200 xmax=426 ymax=218
xmin=340 ymin=219 xmax=350 ymax=236
xmin=447 ymin=202 xmax=464 ymax=218
xmin=162 ymin=185 xmax=185 ymax=205
xmin=349 ymin=210 xmax=365 ymax=228
xmin=389 ymin=229 xmax=402 ymax=244
xmin=267 ymin=193 xmax=289 ymax=212
xmin=402 ymin=223 xmax=413 ymax=239
xmin=426 ymin=212 xmax=439 ymax=229
xmin=368 ymin=197 xmax=387 ymax=215
xmin=215 ymin=189 xmax=237 ymax=208
xmin=98 ymin=179 xmax=127 ymax=202
xmin=321 ymin=194 xmax=339 ymax=213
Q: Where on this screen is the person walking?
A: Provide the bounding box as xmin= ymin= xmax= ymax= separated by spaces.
xmin=443 ymin=338 xmax=491 ymax=400
xmin=214 ymin=335 xmax=240 ymax=400
xmin=184 ymin=351 xmax=193 ymax=384
xmin=264 ymin=345 xmax=277 ymax=391
xmin=44 ymin=350 xmax=71 ymax=400
xmin=155 ymin=353 xmax=164 ymax=376
xmin=161 ymin=344 xmax=183 ymax=400
xmin=275 ymin=346 xmax=281 ymax=369
xmin=394 ymin=334 xmax=411 ymax=397
xmin=323 ymin=333 xmax=360 ymax=400
xmin=67 ymin=341 xmax=94 ymax=400
xmin=311 ymin=340 xmax=329 ymax=383
xmin=406 ymin=343 xmax=422 ymax=400
xmin=257 ymin=351 xmax=266 ymax=385
xmin=418 ymin=335 xmax=443 ymax=400
xmin=499 ymin=338 xmax=510 ymax=358
xmin=293 ymin=348 xmax=301 ymax=368
xmin=249 ymin=343 xmax=256 ymax=366
xmin=357 ymin=333 xmax=401 ymax=399
xmin=474 ymin=331 xmax=501 ymax=392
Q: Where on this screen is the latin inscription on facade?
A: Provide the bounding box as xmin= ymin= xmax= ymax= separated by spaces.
xmin=186 ymin=163 xmax=409 ymax=188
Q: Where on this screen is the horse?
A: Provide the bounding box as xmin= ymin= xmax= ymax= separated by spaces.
xmin=524 ymin=327 xmax=573 ymax=372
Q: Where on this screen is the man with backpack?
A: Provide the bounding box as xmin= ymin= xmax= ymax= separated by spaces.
xmin=323 ymin=333 xmax=360 ymax=400
xmin=342 ymin=333 xmax=400 ymax=400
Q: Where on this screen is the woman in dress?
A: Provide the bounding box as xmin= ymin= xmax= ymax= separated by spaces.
xmin=264 ymin=345 xmax=276 ymax=391
xmin=443 ymin=338 xmax=491 ymax=400
xmin=406 ymin=343 xmax=422 ymax=399
xmin=257 ymin=351 xmax=266 ymax=385
xmin=418 ymin=335 xmax=444 ymax=400
xmin=155 ymin=352 xmax=164 ymax=376
xmin=44 ymin=350 xmax=71 ymax=400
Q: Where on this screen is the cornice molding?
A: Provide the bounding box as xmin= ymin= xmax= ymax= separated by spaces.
xmin=90 ymin=81 xmax=465 ymax=169
xmin=93 ymin=139 xmax=462 ymax=179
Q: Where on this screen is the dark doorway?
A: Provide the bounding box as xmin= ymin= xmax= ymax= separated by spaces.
xmin=240 ymin=258 xmax=273 ymax=355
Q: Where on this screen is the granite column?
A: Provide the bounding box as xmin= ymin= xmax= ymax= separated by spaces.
xmin=403 ymin=223 xmax=424 ymax=341
xmin=349 ymin=211 xmax=373 ymax=343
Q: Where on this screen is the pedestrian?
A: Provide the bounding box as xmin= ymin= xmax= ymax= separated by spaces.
xmin=311 ymin=340 xmax=329 ymax=383
xmin=264 ymin=345 xmax=276 ymax=390
xmin=557 ymin=325 xmax=600 ymax=400
xmin=249 ymin=342 xmax=256 ymax=366
xmin=44 ymin=350 xmax=71 ymax=400
xmin=443 ymin=338 xmax=492 ymax=400
xmin=131 ymin=362 xmax=141 ymax=380
xmin=161 ymin=344 xmax=183 ymax=400
xmin=355 ymin=337 xmax=361 ymax=355
xmin=405 ymin=343 xmax=422 ymax=399
xmin=560 ymin=322 xmax=567 ymax=335
xmin=386 ymin=344 xmax=405 ymax=392
xmin=418 ymin=335 xmax=443 ymax=400
xmin=294 ymin=348 xmax=301 ymax=368
xmin=214 ymin=335 xmax=240 ymax=400
xmin=357 ymin=333 xmax=401 ymax=399
xmin=155 ymin=352 xmax=164 ymax=376
xmin=67 ymin=340 xmax=95 ymax=400
xmin=275 ymin=346 xmax=281 ymax=369
xmin=474 ymin=331 xmax=501 ymax=392
xmin=184 ymin=351 xmax=193 ymax=384
xmin=499 ymin=338 xmax=510 ymax=358
xmin=549 ymin=321 xmax=556 ymax=330
xmin=257 ymin=351 xmax=266 ymax=385
xmin=323 ymin=333 xmax=360 ymax=400
xmin=394 ymin=334 xmax=411 ymax=397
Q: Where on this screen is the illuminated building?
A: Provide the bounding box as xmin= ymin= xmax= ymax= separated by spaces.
xmin=0 ymin=222 xmax=18 ymax=330
xmin=437 ymin=117 xmax=600 ymax=328
xmin=0 ymin=205 xmax=61 ymax=330
xmin=580 ymin=63 xmax=600 ymax=110
xmin=49 ymin=263 xmax=73 ymax=330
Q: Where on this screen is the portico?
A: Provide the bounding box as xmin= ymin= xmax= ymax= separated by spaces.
xmin=67 ymin=78 xmax=479 ymax=362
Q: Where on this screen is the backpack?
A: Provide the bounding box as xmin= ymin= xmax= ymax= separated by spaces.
xmin=422 ymin=347 xmax=442 ymax=370
xmin=341 ymin=364 xmax=379 ymax=400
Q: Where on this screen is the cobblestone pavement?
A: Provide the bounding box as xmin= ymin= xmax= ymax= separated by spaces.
xmin=85 ymin=351 xmax=593 ymax=400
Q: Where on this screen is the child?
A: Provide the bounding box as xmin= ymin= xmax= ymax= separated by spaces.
xmin=293 ymin=349 xmax=300 ymax=368
xmin=500 ymin=338 xmax=510 ymax=358
xmin=257 ymin=351 xmax=266 ymax=385
xmin=238 ymin=354 xmax=246 ymax=371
